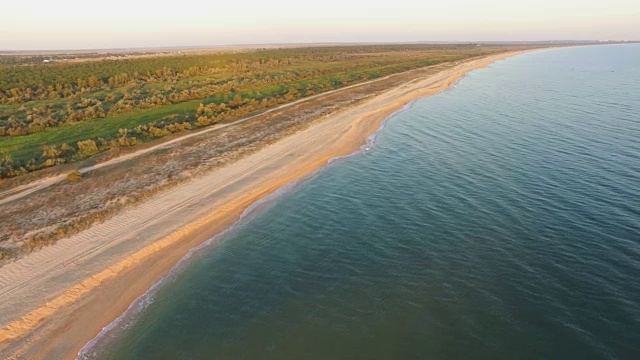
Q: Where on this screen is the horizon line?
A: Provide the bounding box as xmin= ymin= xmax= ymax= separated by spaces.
xmin=1 ymin=39 xmax=638 ymax=54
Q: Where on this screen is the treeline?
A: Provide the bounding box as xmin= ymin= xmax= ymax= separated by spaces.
xmin=0 ymin=68 xmax=333 ymax=136
xmin=0 ymin=44 xmax=469 ymax=104
xmin=2 ymin=47 xmax=438 ymax=137
xmin=0 ymin=48 xmax=396 ymax=136
xmin=0 ymin=49 xmax=352 ymax=104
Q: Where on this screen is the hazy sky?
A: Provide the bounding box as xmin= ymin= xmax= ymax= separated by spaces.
xmin=2 ymin=0 xmax=639 ymax=50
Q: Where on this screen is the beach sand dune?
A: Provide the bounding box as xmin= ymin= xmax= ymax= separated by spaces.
xmin=0 ymin=50 xmax=530 ymax=360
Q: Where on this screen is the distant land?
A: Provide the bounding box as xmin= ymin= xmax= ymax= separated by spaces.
xmin=0 ymin=40 xmax=636 ymax=56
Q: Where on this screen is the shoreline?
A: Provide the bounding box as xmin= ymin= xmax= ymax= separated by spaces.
xmin=79 ymin=90 xmax=427 ymax=359
xmin=0 ymin=49 xmax=537 ymax=359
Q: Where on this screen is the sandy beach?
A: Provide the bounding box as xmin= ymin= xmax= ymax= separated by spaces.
xmin=0 ymin=50 xmax=533 ymax=359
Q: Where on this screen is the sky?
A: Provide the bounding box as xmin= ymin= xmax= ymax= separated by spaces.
xmin=1 ymin=0 xmax=639 ymax=50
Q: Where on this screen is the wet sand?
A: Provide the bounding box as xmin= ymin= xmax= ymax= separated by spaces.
xmin=0 ymin=50 xmax=533 ymax=359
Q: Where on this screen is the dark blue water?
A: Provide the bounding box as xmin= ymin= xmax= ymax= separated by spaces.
xmin=87 ymin=45 xmax=640 ymax=360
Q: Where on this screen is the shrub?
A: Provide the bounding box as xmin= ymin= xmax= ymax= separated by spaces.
xmin=66 ymin=170 xmax=82 ymax=182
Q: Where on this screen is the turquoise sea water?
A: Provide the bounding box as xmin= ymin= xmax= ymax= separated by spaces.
xmin=84 ymin=44 xmax=640 ymax=360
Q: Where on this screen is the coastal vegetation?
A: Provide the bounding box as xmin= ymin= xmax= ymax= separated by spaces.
xmin=0 ymin=45 xmax=505 ymax=178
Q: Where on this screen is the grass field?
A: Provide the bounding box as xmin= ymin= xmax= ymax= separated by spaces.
xmin=0 ymin=101 xmax=199 ymax=160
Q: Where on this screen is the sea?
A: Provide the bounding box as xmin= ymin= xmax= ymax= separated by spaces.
xmin=81 ymin=44 xmax=640 ymax=360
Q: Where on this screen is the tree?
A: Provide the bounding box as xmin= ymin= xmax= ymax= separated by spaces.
xmin=60 ymin=143 xmax=75 ymax=157
xmin=66 ymin=170 xmax=82 ymax=182
xmin=76 ymin=139 xmax=99 ymax=158
xmin=229 ymin=94 xmax=245 ymax=107
xmin=42 ymin=145 xmax=61 ymax=159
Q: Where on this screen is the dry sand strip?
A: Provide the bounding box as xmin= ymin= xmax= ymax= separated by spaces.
xmin=0 ymin=50 xmax=535 ymax=360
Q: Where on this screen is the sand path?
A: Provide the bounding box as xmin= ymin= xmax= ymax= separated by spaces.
xmin=0 ymin=50 xmax=533 ymax=359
